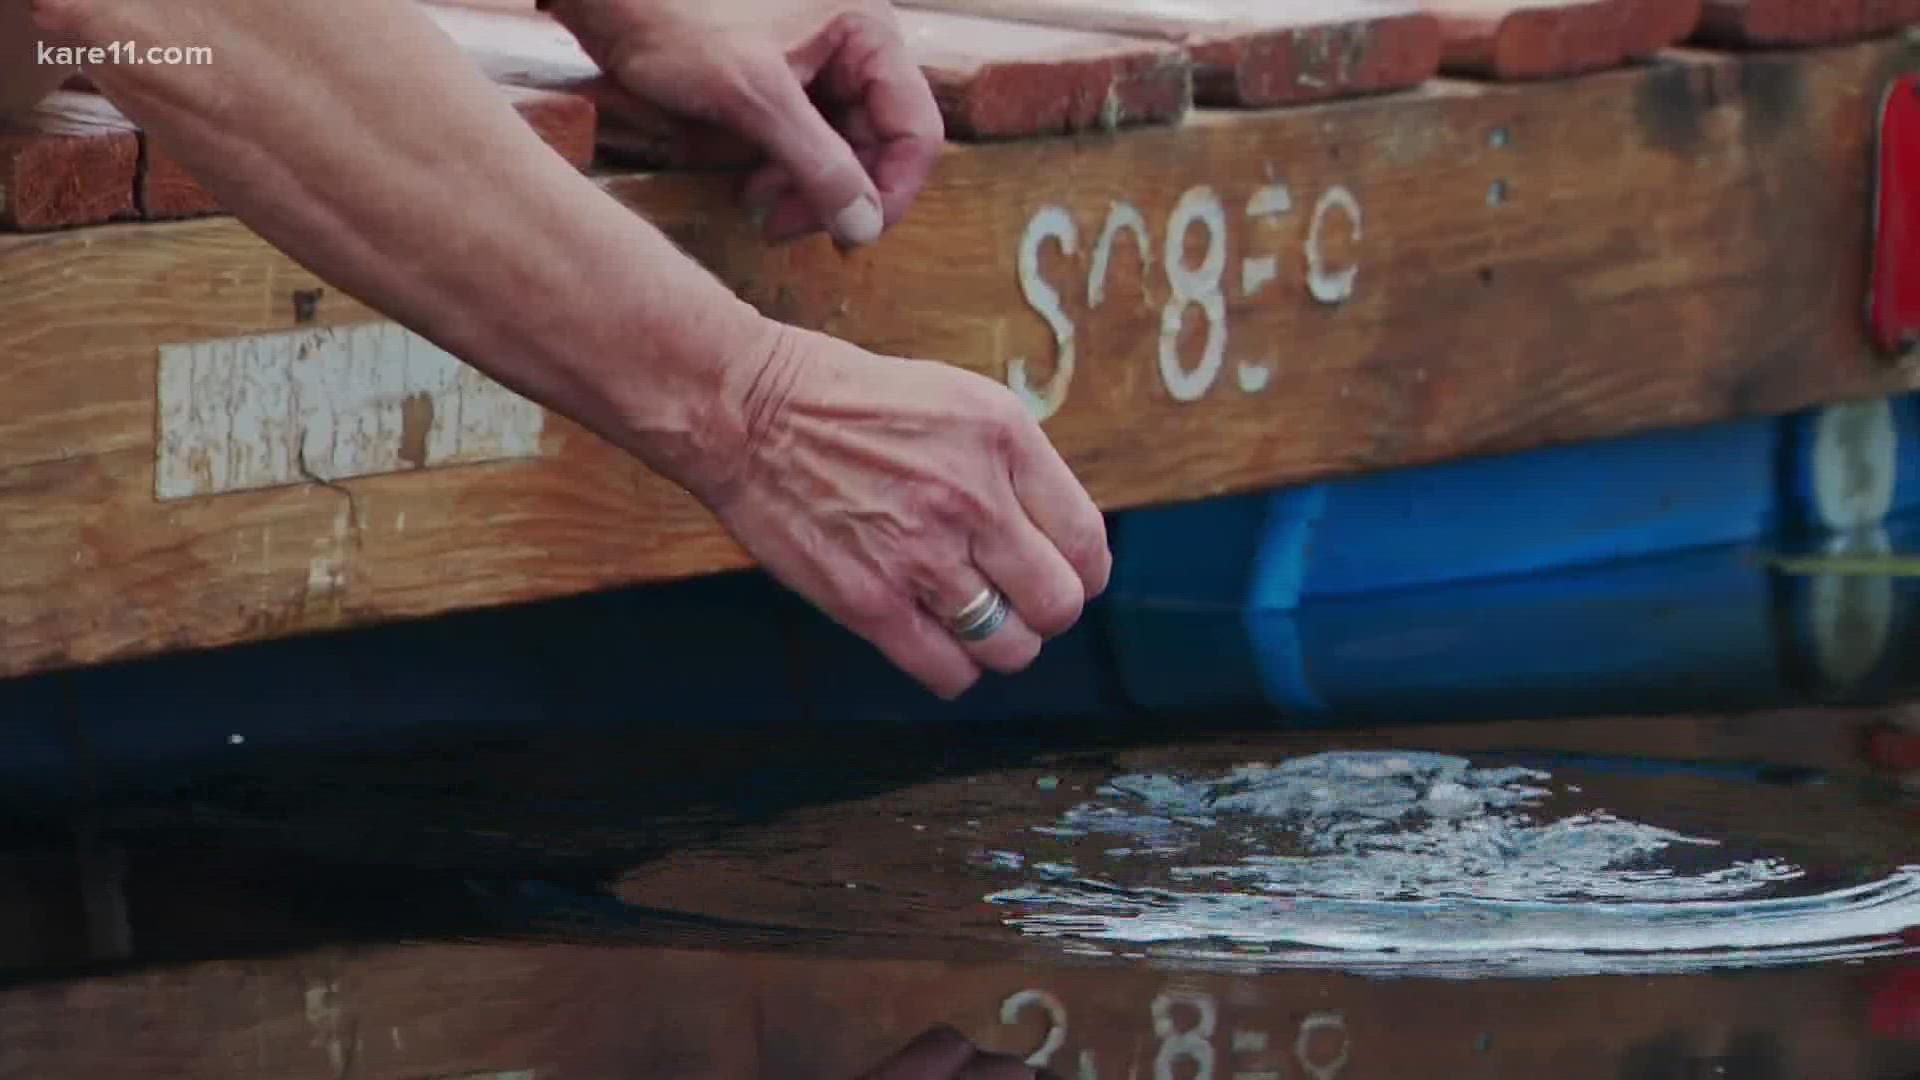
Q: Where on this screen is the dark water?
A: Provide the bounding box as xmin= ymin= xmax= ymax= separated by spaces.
xmin=0 ymin=549 xmax=1916 ymax=1078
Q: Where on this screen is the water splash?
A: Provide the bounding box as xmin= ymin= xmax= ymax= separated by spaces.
xmin=974 ymin=751 xmax=1920 ymax=977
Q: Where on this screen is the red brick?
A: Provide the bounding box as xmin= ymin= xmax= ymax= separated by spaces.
xmin=1694 ymin=0 xmax=1869 ymax=45
xmin=1863 ymin=0 xmax=1920 ymax=32
xmin=1423 ymin=0 xmax=1633 ymax=80
xmin=0 ymin=92 xmax=139 ymax=232
xmin=903 ymin=0 xmax=1443 ymax=106
xmin=1620 ymin=0 xmax=1703 ymax=56
xmin=140 ymin=85 xmax=597 ymax=221
xmin=905 ymin=9 xmax=1189 ymax=137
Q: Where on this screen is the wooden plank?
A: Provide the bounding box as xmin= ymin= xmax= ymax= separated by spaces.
xmin=1421 ymin=0 xmax=1638 ymax=80
xmin=141 ymin=85 xmax=598 ymax=221
xmin=0 ymin=932 xmax=1905 ymax=1078
xmin=900 ymin=0 xmax=1445 ymax=106
xmin=0 ymin=91 xmax=138 ymax=232
xmin=0 ymin=39 xmax=1916 ymax=678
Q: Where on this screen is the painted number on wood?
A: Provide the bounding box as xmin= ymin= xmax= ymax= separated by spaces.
xmin=1011 ymin=182 xmax=1363 ymax=420
xmin=155 ymin=323 xmax=544 ymax=500
xmin=998 ymin=986 xmax=1351 ymax=1080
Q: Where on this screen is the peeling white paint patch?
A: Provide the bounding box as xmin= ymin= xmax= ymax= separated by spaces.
xmin=1237 ymin=363 xmax=1273 ymax=394
xmin=156 ymin=323 xmax=544 ymax=499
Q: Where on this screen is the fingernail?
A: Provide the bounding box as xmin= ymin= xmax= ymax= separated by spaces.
xmin=831 ymin=193 xmax=883 ymax=247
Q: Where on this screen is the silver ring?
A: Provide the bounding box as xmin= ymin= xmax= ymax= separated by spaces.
xmin=949 ymin=586 xmax=1010 ymax=643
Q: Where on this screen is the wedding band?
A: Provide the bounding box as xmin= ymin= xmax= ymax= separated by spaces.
xmin=949 ymin=586 xmax=1010 ymax=643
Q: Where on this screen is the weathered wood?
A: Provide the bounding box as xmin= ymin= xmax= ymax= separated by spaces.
xmin=138 ymin=85 xmax=600 ymax=221
xmin=0 ymin=939 xmax=1905 ymax=1080
xmin=1422 ymin=0 xmax=1636 ymax=80
xmin=902 ymin=0 xmax=1444 ymax=106
xmin=1 ymin=39 xmax=1916 ymax=678
xmin=0 ymin=92 xmax=138 ymax=231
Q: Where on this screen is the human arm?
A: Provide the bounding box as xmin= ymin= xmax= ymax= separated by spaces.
xmin=1 ymin=2 xmax=73 ymax=117
xmin=23 ymin=0 xmax=1108 ymax=697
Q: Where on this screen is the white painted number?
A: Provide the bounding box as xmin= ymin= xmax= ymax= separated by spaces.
xmin=1306 ymin=188 xmax=1362 ymax=306
xmin=1010 ymin=207 xmax=1079 ymax=423
xmin=1296 ymin=1012 xmax=1350 ymax=1080
xmin=1001 ymin=989 xmax=1069 ymax=1069
xmin=1153 ymin=989 xmax=1218 ymax=1080
xmin=1159 ymin=188 xmax=1230 ymax=403
xmin=1009 ymin=179 xmax=1365 ymax=417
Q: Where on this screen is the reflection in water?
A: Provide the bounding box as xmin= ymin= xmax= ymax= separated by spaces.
xmin=977 ymin=751 xmax=1920 ymax=977
xmin=0 ymin=539 xmax=1916 ymax=1074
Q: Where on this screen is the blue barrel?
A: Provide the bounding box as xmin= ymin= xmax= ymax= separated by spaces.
xmin=1109 ymin=416 xmax=1784 ymax=614
xmin=1257 ymin=418 xmax=1782 ymax=605
xmin=1252 ymin=541 xmax=1788 ymax=725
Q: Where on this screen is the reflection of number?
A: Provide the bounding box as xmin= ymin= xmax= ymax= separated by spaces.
xmin=1296 ymin=1012 xmax=1350 ymax=1080
xmin=1153 ymin=989 xmax=1217 ymax=1080
xmin=1010 ymin=208 xmax=1079 ymax=422
xmin=1158 ymin=188 xmax=1229 ymax=403
xmin=1001 ymin=989 xmax=1069 ymax=1068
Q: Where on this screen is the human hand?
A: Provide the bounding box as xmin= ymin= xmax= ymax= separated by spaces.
xmin=543 ymin=0 xmax=943 ymax=247
xmin=858 ymin=1026 xmax=1060 ymax=1080
xmin=668 ymin=322 xmax=1110 ymax=700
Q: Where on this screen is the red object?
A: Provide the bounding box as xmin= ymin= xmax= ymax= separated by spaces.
xmin=1871 ymin=969 xmax=1920 ymax=1041
xmin=1868 ymin=728 xmax=1920 ymax=771
xmin=1871 ymin=74 xmax=1920 ymax=354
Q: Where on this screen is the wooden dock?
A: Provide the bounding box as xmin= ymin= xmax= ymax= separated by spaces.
xmin=5 ymin=1 xmax=1920 ymax=678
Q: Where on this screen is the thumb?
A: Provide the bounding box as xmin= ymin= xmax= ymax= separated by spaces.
xmin=697 ymin=54 xmax=883 ymax=247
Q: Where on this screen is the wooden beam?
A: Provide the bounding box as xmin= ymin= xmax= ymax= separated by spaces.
xmin=0 ymin=91 xmax=139 ymax=231
xmin=0 ymin=38 xmax=1916 ymax=678
xmin=0 ymin=933 xmax=1901 ymax=1079
xmin=898 ymin=0 xmax=1445 ymax=106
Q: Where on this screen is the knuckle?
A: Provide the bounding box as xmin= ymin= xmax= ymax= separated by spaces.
xmin=833 ymin=574 xmax=899 ymax=629
xmin=1025 ymin=584 xmax=1085 ymax=638
xmin=909 ymin=478 xmax=985 ymax=530
xmin=1059 ymin=516 xmax=1112 ymax=579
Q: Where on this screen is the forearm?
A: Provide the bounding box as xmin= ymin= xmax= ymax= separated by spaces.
xmin=1 ymin=3 xmax=74 ymax=117
xmin=33 ymin=0 xmax=769 ymax=472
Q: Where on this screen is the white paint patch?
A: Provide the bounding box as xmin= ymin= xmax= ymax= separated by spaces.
xmin=1246 ymin=183 xmax=1293 ymax=221
xmin=1305 ymin=186 xmax=1362 ymax=306
xmin=1810 ymin=398 xmax=1898 ymax=531
xmin=155 ymin=323 xmax=544 ymax=499
xmin=304 ymin=980 xmax=348 ymax=1078
xmin=1159 ymin=187 xmax=1229 ymax=403
xmin=1807 ymin=526 xmax=1896 ymax=690
xmin=1010 ymin=206 xmax=1079 ymax=423
xmin=1236 ymin=363 xmax=1273 ymax=394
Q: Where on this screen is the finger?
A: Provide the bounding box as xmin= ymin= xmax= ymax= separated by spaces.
xmin=709 ymin=52 xmax=884 ymax=247
xmin=825 ymin=20 xmax=944 ymax=227
xmin=971 ymin=508 xmax=1087 ymax=640
xmin=917 ymin=566 xmax=1045 ymax=676
xmin=1009 ymin=427 xmax=1112 ymax=598
xmin=858 ymin=1026 xmax=980 ymax=1080
xmin=857 ymin=597 xmax=985 ymax=700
